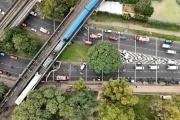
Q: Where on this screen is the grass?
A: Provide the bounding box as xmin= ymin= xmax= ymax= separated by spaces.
xmin=59 ymin=42 xmax=91 ymax=62
xmin=90 ymin=13 xmax=180 ymax=32
xmin=151 ymin=0 xmax=180 ymax=23
xmin=88 ymin=23 xmax=180 ymax=41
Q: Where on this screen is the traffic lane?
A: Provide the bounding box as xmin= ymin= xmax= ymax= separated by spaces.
xmin=157 ymin=51 xmax=180 ymax=60
xmin=136 ymin=42 xmax=156 ymax=56
xmin=0 ymin=0 xmax=10 ymax=12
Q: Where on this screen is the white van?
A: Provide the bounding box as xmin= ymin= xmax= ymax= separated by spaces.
xmin=104 ymin=30 xmax=112 ymax=33
xmin=149 ymin=65 xmax=159 ymax=70
xmin=166 ymin=50 xmax=176 ymax=54
xmin=161 ymin=44 xmax=170 ymax=49
xmin=167 ymin=65 xmax=178 ymax=70
xmin=135 ymin=66 xmax=144 ymax=70
xmin=167 ymin=60 xmax=177 ymax=65
xmin=80 ymin=63 xmax=86 ymax=70
xmin=160 ymin=95 xmax=172 ymax=100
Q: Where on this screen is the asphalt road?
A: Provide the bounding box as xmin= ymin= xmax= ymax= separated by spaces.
xmin=0 ymin=0 xmax=10 ymax=12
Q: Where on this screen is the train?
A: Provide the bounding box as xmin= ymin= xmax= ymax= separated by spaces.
xmin=15 ymin=0 xmax=100 ymax=105
xmin=42 ymin=0 xmax=99 ymax=68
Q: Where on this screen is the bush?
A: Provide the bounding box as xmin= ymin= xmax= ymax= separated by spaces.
xmin=177 ymin=0 xmax=180 ymax=5
xmin=134 ymin=15 xmax=148 ymax=22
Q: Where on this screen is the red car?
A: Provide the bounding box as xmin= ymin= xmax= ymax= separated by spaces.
xmin=84 ymin=40 xmax=94 ymax=45
xmin=10 ymin=55 xmax=18 ymax=60
xmin=22 ymin=23 xmax=27 ymax=27
xmin=0 ymin=70 xmax=3 ymax=74
xmin=109 ymin=36 xmax=118 ymax=41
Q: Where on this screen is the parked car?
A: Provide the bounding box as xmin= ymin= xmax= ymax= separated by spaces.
xmin=104 ymin=30 xmax=112 ymax=33
xmin=165 ymin=39 xmax=173 ymax=44
xmin=109 ymin=36 xmax=118 ymax=41
xmin=84 ymin=40 xmax=94 ymax=45
xmin=0 ymin=70 xmax=3 ymax=74
xmin=0 ymin=51 xmax=5 ymax=56
xmin=119 ymin=35 xmax=127 ymax=40
xmin=10 ymin=55 xmax=18 ymax=60
xmin=30 ymin=11 xmax=37 ymax=16
xmin=31 ymin=28 xmax=37 ymax=32
xmin=22 ymin=23 xmax=27 ymax=27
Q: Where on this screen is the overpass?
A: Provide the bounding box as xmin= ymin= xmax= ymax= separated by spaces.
xmin=0 ymin=0 xmax=103 ymax=119
xmin=0 ymin=0 xmax=37 ymax=38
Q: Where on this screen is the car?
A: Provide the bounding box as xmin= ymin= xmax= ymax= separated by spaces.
xmin=31 ymin=28 xmax=37 ymax=32
xmin=119 ymin=35 xmax=127 ymax=40
xmin=84 ymin=40 xmax=94 ymax=45
xmin=104 ymin=30 xmax=112 ymax=33
xmin=0 ymin=9 xmax=1 ymax=12
xmin=0 ymin=51 xmax=5 ymax=56
xmin=22 ymin=23 xmax=26 ymax=27
xmin=10 ymin=55 xmax=18 ymax=60
xmin=30 ymin=11 xmax=37 ymax=16
xmin=0 ymin=70 xmax=3 ymax=74
xmin=89 ymin=33 xmax=102 ymax=39
xmin=161 ymin=44 xmax=170 ymax=49
xmin=109 ymin=36 xmax=118 ymax=41
xmin=165 ymin=39 xmax=173 ymax=44
xmin=116 ymin=32 xmax=123 ymax=35
xmin=1 ymin=11 xmax=5 ymax=15
xmin=80 ymin=63 xmax=86 ymax=70
xmin=136 ymin=36 xmax=149 ymax=42
xmin=166 ymin=50 xmax=176 ymax=54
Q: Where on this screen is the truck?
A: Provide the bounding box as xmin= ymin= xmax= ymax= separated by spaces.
xmin=40 ymin=27 xmax=50 ymax=34
xmin=135 ymin=36 xmax=149 ymax=42
xmin=56 ymin=75 xmax=70 ymax=81
xmin=43 ymin=54 xmax=54 ymax=68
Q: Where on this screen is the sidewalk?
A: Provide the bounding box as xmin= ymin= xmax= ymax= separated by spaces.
xmin=87 ymin=20 xmax=180 ymax=37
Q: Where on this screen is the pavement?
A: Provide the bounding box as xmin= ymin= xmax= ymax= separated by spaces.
xmin=87 ymin=20 xmax=180 ymax=37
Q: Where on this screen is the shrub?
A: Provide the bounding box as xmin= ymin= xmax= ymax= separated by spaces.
xmin=134 ymin=14 xmax=148 ymax=22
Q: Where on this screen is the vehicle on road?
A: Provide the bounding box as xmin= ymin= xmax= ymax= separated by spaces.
xmin=31 ymin=28 xmax=37 ymax=32
xmin=161 ymin=44 xmax=170 ymax=49
xmin=84 ymin=40 xmax=94 ymax=45
xmin=0 ymin=70 xmax=3 ymax=74
xmin=149 ymin=65 xmax=159 ymax=70
xmin=30 ymin=11 xmax=37 ymax=16
xmin=89 ymin=33 xmax=102 ymax=39
xmin=56 ymin=75 xmax=70 ymax=80
xmin=165 ymin=39 xmax=173 ymax=44
xmin=166 ymin=50 xmax=176 ymax=54
xmin=135 ymin=36 xmax=149 ymax=42
xmin=22 ymin=23 xmax=26 ymax=27
xmin=109 ymin=36 xmax=118 ymax=41
xmin=80 ymin=63 xmax=86 ymax=70
xmin=10 ymin=55 xmax=18 ymax=60
xmin=167 ymin=60 xmax=177 ymax=65
xmin=104 ymin=30 xmax=112 ymax=33
xmin=167 ymin=65 xmax=178 ymax=70
xmin=135 ymin=66 xmax=144 ymax=70
xmin=119 ymin=35 xmax=127 ymax=40
xmin=116 ymin=31 xmax=123 ymax=35
xmin=0 ymin=51 xmax=5 ymax=56
xmin=40 ymin=27 xmax=50 ymax=34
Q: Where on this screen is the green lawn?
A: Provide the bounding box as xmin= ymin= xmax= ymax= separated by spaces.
xmin=59 ymin=42 xmax=91 ymax=62
xmin=151 ymin=0 xmax=180 ymax=23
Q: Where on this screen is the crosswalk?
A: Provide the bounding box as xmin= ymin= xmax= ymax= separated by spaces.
xmin=121 ymin=52 xmax=180 ymax=65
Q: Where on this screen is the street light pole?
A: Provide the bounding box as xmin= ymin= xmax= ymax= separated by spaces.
xmin=102 ymin=29 xmax=103 ymax=41
xmin=88 ymin=27 xmax=89 ymax=41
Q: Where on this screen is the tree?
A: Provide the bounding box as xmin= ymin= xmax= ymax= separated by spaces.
xmin=0 ymin=81 xmax=8 ymax=102
xmin=39 ymin=0 xmax=78 ymax=19
xmin=87 ymin=40 xmax=122 ymax=74
xmin=95 ymin=78 xmax=139 ymax=120
xmin=74 ymin=77 xmax=86 ymax=91
xmin=144 ymin=6 xmax=154 ymax=17
xmin=150 ymin=97 xmax=180 ymax=120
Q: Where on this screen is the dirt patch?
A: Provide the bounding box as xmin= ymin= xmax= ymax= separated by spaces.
xmin=123 ymin=4 xmax=135 ymax=13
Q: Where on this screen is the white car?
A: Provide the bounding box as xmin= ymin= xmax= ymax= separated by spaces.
xmin=161 ymin=44 xmax=170 ymax=49
xmin=30 ymin=11 xmax=37 ymax=16
xmin=104 ymin=30 xmax=112 ymax=33
xmin=31 ymin=28 xmax=37 ymax=32
xmin=80 ymin=63 xmax=86 ymax=70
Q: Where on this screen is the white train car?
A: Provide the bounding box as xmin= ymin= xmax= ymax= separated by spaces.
xmin=15 ymin=72 xmax=41 ymax=105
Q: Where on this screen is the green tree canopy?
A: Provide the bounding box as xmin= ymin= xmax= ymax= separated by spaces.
xmin=150 ymin=96 xmax=180 ymax=120
xmin=74 ymin=77 xmax=86 ymax=91
xmin=144 ymin=6 xmax=154 ymax=17
xmin=87 ymin=40 xmax=122 ymax=74
xmin=95 ymin=78 xmax=139 ymax=120
xmin=39 ymin=0 xmax=78 ymax=19
xmin=0 ymin=81 xmax=8 ymax=102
